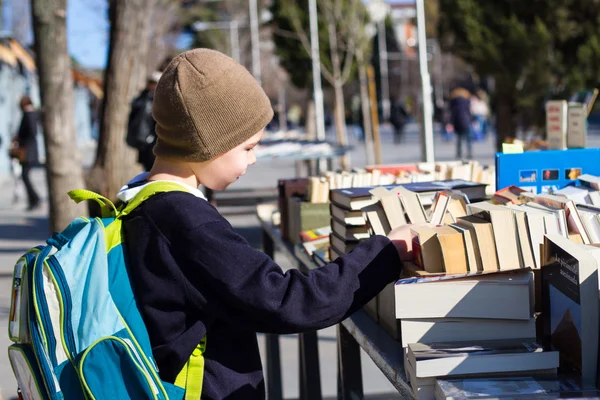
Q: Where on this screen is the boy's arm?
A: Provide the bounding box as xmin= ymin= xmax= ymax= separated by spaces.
xmin=176 ymin=220 xmax=402 ymax=334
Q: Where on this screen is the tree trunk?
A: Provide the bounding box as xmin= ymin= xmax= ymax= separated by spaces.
xmin=31 ymin=0 xmax=87 ymax=233
xmin=357 ymin=50 xmax=374 ymax=166
xmin=495 ymin=80 xmax=518 ymax=152
xmin=91 ymin=0 xmax=157 ymax=199
xmin=305 ymin=99 xmax=316 ymax=140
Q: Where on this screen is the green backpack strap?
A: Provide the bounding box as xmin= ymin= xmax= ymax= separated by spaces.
xmin=68 ymin=189 xmax=118 ymax=218
xmin=174 ymin=337 xmax=207 ymax=399
xmin=118 ymin=181 xmax=193 ymax=217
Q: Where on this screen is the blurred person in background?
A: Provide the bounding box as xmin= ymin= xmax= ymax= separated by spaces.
xmin=390 ymin=99 xmax=409 ymax=144
xmin=126 ymin=71 xmax=162 ymax=171
xmin=11 ymin=96 xmax=41 ymax=211
xmin=448 ymin=86 xmax=473 ymax=159
xmin=470 ymin=88 xmax=490 ymax=141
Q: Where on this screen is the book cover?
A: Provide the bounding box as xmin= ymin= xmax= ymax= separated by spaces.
xmin=541 ymin=234 xmax=599 ymax=387
xmin=410 ymin=340 xmax=545 ymax=361
xmin=436 ymin=377 xmax=584 ymax=400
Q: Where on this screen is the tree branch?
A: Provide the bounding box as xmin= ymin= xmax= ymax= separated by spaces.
xmin=284 ymin=0 xmax=335 ymax=84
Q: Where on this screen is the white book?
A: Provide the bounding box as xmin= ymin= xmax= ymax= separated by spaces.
xmin=408 ymin=340 xmax=558 ymax=378
xmin=435 ymin=377 xmax=587 ymax=400
xmin=400 ymin=318 xmax=536 ymax=348
xmin=467 ymin=202 xmax=522 ymax=270
xmin=555 ymin=185 xmax=592 ymax=205
xmin=395 ymin=269 xmax=534 ymax=320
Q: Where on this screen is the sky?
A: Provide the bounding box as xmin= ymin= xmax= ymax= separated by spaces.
xmin=67 ymin=0 xmax=110 ymax=70
xmin=4 ymin=0 xmax=414 ymax=70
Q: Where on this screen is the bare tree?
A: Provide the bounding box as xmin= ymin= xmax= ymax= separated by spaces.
xmin=90 ymin=0 xmax=158 ymax=200
xmin=283 ymin=0 xmax=368 ymax=169
xmin=31 ymin=0 xmax=88 ymax=232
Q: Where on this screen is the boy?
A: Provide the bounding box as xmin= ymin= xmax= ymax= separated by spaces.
xmin=119 ymin=49 xmax=413 ymax=400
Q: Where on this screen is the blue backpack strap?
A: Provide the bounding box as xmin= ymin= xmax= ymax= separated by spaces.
xmin=174 ymin=337 xmax=207 ymax=399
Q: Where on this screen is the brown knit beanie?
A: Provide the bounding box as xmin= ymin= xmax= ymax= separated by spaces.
xmin=152 ymin=49 xmax=273 ymax=162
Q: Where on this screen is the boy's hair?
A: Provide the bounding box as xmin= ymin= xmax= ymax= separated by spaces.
xmin=152 ymin=48 xmax=273 ymax=162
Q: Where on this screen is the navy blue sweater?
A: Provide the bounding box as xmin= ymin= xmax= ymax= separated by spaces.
xmin=122 ymin=191 xmax=402 ymax=399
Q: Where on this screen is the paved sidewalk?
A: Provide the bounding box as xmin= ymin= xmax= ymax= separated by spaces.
xmin=0 ymin=168 xmax=49 ymax=400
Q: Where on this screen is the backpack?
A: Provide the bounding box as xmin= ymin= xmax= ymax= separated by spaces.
xmin=126 ymin=92 xmax=155 ymax=150
xmin=7 ymin=181 xmax=206 ymax=400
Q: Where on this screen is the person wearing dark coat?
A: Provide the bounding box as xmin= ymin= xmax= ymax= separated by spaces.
xmin=15 ymin=96 xmax=41 ymax=210
xmin=449 ymin=87 xmax=473 ymax=159
xmin=390 ymin=101 xmax=409 ymax=144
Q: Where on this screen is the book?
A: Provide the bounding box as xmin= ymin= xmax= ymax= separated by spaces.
xmin=362 ymin=202 xmax=391 ymax=236
xmin=407 ymin=339 xmax=558 ymax=378
xmin=493 ymin=185 xmax=528 ymax=205
xmin=396 ymin=185 xmax=428 ymax=224
xmin=449 ymin=223 xmax=480 ymax=272
xmin=329 ymin=244 xmax=343 ymax=261
xmin=329 ymin=185 xmax=392 ymax=211
xmin=278 ymin=178 xmax=309 ymax=240
xmin=467 ymin=202 xmax=522 ymax=270
xmin=431 ymin=191 xmax=469 ymax=225
xmin=400 ymin=317 xmax=536 ymax=348
xmin=331 ymin=218 xmax=371 ymax=241
xmin=521 ymin=202 xmax=563 ymax=236
xmin=541 ymin=234 xmax=600 ymax=387
xmin=579 ymin=174 xmax=600 ymax=190
xmin=287 ymin=196 xmax=331 ymax=244
xmin=395 ymin=269 xmax=534 ymax=320
xmin=401 ymin=180 xmax=488 ymax=203
xmin=506 ymin=204 xmax=547 ymax=269
xmin=411 ymin=225 xmax=445 ymax=273
xmin=510 ymin=207 xmax=536 ymax=269
xmin=435 ymin=377 xmax=590 ymax=400
xmin=299 ymin=225 xmax=332 ymax=242
xmin=435 ymin=226 xmax=469 ymax=274
xmin=455 ymin=215 xmax=499 ymax=272
xmin=301 ymin=236 xmax=330 ymax=256
xmin=534 ymin=194 xmax=591 ymax=244
xmin=329 ymin=231 xmax=359 ymax=254
xmin=555 ymin=185 xmax=594 ymax=205
xmin=369 ymin=186 xmax=407 ymax=229
xmin=330 ymin=202 xmax=366 ymax=226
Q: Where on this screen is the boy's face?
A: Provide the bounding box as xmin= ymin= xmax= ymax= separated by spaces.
xmin=195 ymin=129 xmax=263 ymax=191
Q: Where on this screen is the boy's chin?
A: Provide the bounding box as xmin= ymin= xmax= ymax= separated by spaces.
xmin=206 ymin=182 xmax=233 ymax=191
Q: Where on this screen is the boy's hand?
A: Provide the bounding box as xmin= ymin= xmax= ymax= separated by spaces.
xmin=387 ymin=223 xmax=432 ymax=262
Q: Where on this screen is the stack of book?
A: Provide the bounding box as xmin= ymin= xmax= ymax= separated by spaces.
xmin=395 ymin=269 xmax=553 ymax=399
xmin=427 ymin=233 xmax=600 ymax=399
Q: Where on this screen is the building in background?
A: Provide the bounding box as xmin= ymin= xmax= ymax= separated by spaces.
xmin=0 ymin=36 xmax=101 ymax=179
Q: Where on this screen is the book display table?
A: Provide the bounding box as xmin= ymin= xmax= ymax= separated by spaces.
xmin=256 ymin=204 xmax=413 ymax=400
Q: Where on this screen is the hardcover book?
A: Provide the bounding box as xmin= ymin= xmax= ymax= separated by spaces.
xmin=541 ymin=234 xmax=600 ymax=387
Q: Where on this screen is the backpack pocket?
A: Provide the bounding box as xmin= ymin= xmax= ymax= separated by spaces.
xmin=8 ymin=344 xmax=48 ymax=400
xmin=9 ymin=252 xmax=37 ymax=343
xmin=79 ymin=336 xmax=165 ymax=400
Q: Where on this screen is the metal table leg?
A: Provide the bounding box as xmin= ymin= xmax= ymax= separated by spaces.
xmin=299 ymin=330 xmax=323 ymax=400
xmin=261 ymin=229 xmax=283 ymax=400
xmin=337 ymin=323 xmax=364 ymax=400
